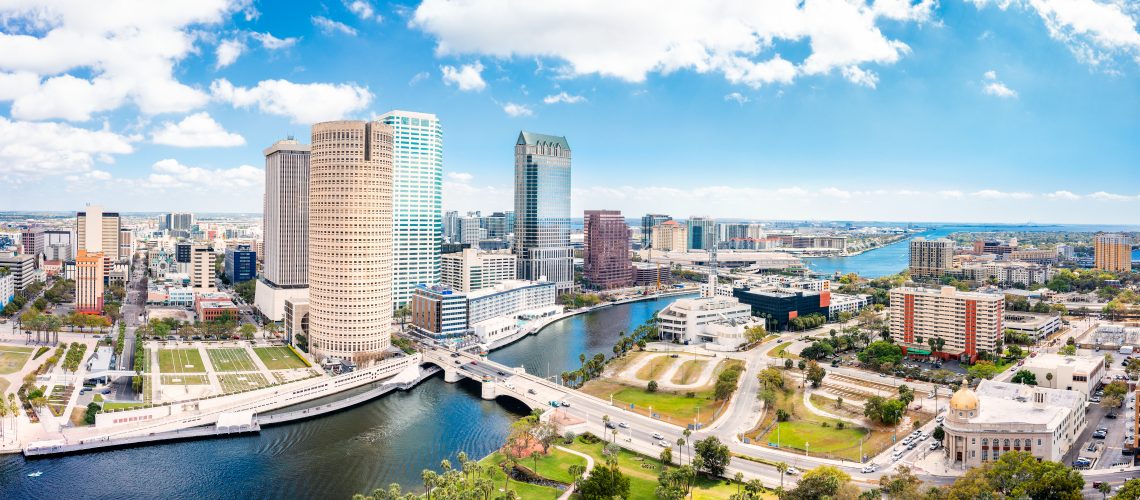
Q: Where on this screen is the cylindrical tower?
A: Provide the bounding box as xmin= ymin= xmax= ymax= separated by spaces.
xmin=308 ymin=120 xmax=394 ymax=364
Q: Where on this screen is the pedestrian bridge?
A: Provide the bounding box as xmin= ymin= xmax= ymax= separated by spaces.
xmin=83 ymin=369 xmax=139 ymax=381
xmin=420 ymin=347 xmax=574 ymax=411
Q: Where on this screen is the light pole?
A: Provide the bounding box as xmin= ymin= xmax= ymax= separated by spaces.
xmin=806 ymin=442 xmax=810 ymax=458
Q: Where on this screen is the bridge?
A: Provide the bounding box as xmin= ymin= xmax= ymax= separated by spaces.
xmin=82 ymin=369 xmax=139 ymax=381
xmin=420 ymin=347 xmax=573 ymax=411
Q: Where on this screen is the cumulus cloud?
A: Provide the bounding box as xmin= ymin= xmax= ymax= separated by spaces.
xmin=982 ymin=70 xmax=1018 ymax=98
xmin=441 ymin=61 xmax=487 ymax=91
xmin=412 ymin=0 xmax=936 ymax=89
xmin=723 ymin=92 xmax=750 ymax=105
xmin=841 ymin=66 xmax=879 ymax=88
xmin=543 ymin=91 xmax=586 ymax=104
xmin=1044 ymin=190 xmax=1081 ymax=200
xmin=150 ymin=112 xmax=245 ymax=148
xmin=312 ymin=15 xmax=358 ymax=36
xmin=1089 ymin=191 xmax=1132 ymax=201
xmin=215 ymin=39 xmax=245 ymax=69
xmin=135 ymin=158 xmax=262 ymax=191
xmin=346 ymin=0 xmax=382 ymax=22
xmin=446 ymin=172 xmax=474 ymax=182
xmin=0 ymin=116 xmax=135 ymax=180
xmin=250 ymin=32 xmax=299 ymax=50
xmin=968 ymin=0 xmax=1140 ymax=68
xmin=0 ymin=1 xmax=237 ymax=121
xmin=972 ymin=189 xmax=1033 ymax=199
xmin=502 ymin=102 xmax=533 ymax=117
xmin=210 ymin=78 xmax=373 ymax=123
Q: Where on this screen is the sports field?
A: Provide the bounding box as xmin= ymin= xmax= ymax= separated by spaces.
xmin=160 ymin=375 xmax=209 ymax=385
xmin=158 ymin=348 xmax=206 ymax=373
xmin=206 ymin=348 xmax=258 ymax=372
xmin=219 ymin=373 xmax=271 ymax=393
xmin=253 ymin=346 xmax=308 ymax=370
xmin=0 ymin=345 xmax=34 ymax=374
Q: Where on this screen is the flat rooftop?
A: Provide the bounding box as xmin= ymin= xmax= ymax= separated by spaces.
xmin=1022 ymin=353 xmax=1102 ymax=374
xmin=969 ymin=380 xmax=1083 ymax=428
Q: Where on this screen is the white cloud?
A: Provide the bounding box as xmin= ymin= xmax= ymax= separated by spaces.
xmin=409 ymin=71 xmax=431 ymax=86
xmin=136 ymin=158 xmax=262 ymax=191
xmin=210 ymin=78 xmax=373 ymax=124
xmin=939 ymin=190 xmax=964 ymax=199
xmin=0 ymin=116 xmax=135 ymax=179
xmin=1044 ymin=190 xmax=1081 ymax=200
xmin=968 ymin=0 xmax=1140 ymax=67
xmin=543 ymin=91 xmax=586 ymax=104
xmin=1089 ymin=191 xmax=1132 ymax=201
xmin=0 ymin=1 xmax=237 ymax=121
xmin=441 ymin=61 xmax=486 ymax=91
xmin=215 ymin=39 xmax=245 ymax=69
xmin=972 ymin=189 xmax=1033 ymax=199
xmin=447 ymin=172 xmax=474 ymax=182
xmin=984 ymin=81 xmax=1018 ymax=98
xmin=821 ymin=187 xmax=852 ymax=199
xmin=412 ymin=0 xmax=936 ymax=89
xmin=841 ymin=65 xmax=879 ymax=88
xmin=984 ymin=70 xmax=998 ymax=80
xmin=502 ymin=102 xmax=533 ymax=117
xmin=346 ymin=1 xmax=382 ymax=22
xmin=250 ymin=32 xmax=298 ymax=50
xmin=150 ymin=112 xmax=245 ymax=148
xmin=312 ymin=16 xmax=358 ymax=36
xmin=723 ymin=92 xmax=750 ymax=105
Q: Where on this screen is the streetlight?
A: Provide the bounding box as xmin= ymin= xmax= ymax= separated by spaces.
xmin=806 ymin=442 xmax=810 ymax=458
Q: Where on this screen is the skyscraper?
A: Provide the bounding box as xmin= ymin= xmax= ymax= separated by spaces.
xmin=443 ymin=210 xmax=460 ymax=243
xmin=75 ymin=250 xmax=104 ymax=314
xmin=909 ymin=237 xmax=954 ymax=278
xmin=687 ymin=216 xmax=716 ymax=251
xmin=584 ymin=210 xmax=633 ymax=290
xmin=379 ymin=110 xmax=443 ymax=309
xmin=641 ymin=214 xmax=671 ymax=248
xmin=309 ymin=120 xmax=394 ymax=363
xmin=190 ymin=244 xmax=216 ymax=292
xmin=514 ymin=131 xmax=573 ymax=292
xmin=255 ymin=139 xmax=311 ymax=322
xmin=1094 ymin=233 xmax=1133 ymax=273
xmin=77 ymin=204 xmax=121 ymax=275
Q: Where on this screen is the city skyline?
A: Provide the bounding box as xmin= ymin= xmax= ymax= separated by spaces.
xmin=0 ymin=2 xmax=1137 ymax=223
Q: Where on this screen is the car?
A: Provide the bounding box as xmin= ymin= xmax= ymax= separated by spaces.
xmin=560 ymin=401 xmax=571 ymax=408
xmin=1093 ymin=431 xmax=1107 ymax=439
xmin=658 ymin=440 xmax=671 ymax=447
xmin=879 ymin=373 xmax=888 ymax=378
xmin=785 ymin=467 xmax=800 ymax=475
xmin=1091 ymin=397 xmax=1102 ymax=403
xmin=497 ymin=371 xmax=506 ymax=376
xmin=1106 ymin=412 xmax=1118 ymax=419
xmin=605 ymin=421 xmax=616 ymax=429
xmin=527 ymin=388 xmax=537 ymax=395
xmin=652 ymin=432 xmax=664 ymax=440
xmin=100 ymin=388 xmax=111 ymax=395
xmin=861 ymin=464 xmax=878 ymax=474
xmin=450 ymin=353 xmax=459 ymax=358
xmin=549 ymin=401 xmax=560 ymax=407
xmin=907 ymin=442 xmax=917 ymax=450
xmin=618 ymin=422 xmax=630 ymax=429
xmin=929 ymin=442 xmax=940 ymax=451
xmin=470 ymin=361 xmax=478 ymax=366
xmin=453 ymin=360 xmax=460 ymax=365
xmin=891 ymin=452 xmax=903 ymax=462
xmin=936 ymin=415 xmax=945 ymax=423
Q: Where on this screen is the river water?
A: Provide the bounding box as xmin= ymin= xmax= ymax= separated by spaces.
xmin=0 ymin=296 xmax=684 ymax=500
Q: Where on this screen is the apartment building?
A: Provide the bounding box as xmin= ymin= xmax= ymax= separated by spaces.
xmin=889 ymin=286 xmax=1004 ymax=362
xmin=650 ymin=220 xmax=687 ymax=252
xmin=75 ymin=250 xmax=105 ymax=314
xmin=1095 ymin=233 xmax=1133 ymax=273
xmin=909 ymin=237 xmax=954 ymax=278
xmin=440 ymin=248 xmax=516 ymax=292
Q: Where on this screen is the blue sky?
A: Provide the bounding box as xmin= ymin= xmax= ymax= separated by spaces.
xmin=0 ymin=0 xmax=1137 ymax=223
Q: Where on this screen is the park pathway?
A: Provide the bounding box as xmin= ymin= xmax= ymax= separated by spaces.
xmin=555 ymin=445 xmax=595 ymax=500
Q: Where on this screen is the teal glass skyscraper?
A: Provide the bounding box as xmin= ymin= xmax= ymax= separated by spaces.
xmin=514 ymin=131 xmax=573 ymax=292
xmin=380 ymin=110 xmax=443 ymax=308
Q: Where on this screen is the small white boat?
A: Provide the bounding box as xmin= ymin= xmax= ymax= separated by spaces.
xmin=27 ymin=471 xmax=42 ymax=477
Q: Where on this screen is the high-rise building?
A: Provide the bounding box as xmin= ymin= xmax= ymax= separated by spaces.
xmin=190 ymin=244 xmax=216 ymax=292
xmin=443 ymin=210 xmax=460 ymax=243
xmin=909 ymin=237 xmax=954 ymax=278
xmin=75 ymin=250 xmax=105 ymax=314
xmin=379 ymin=111 xmax=443 ymax=308
xmin=225 ymin=244 xmax=257 ymax=283
xmin=42 ymin=230 xmax=74 ymax=261
xmin=441 ymin=248 xmax=517 ymax=292
xmin=687 ymin=216 xmax=716 ymax=251
xmin=76 ymin=204 xmax=121 ymax=273
xmin=255 ymin=139 xmax=311 ymax=322
xmin=890 ymin=286 xmax=1004 ymax=363
xmin=1094 ymin=233 xmax=1132 ymax=273
xmin=119 ymin=228 xmax=132 ymax=260
xmin=583 ymin=210 xmax=633 ymax=290
xmin=651 ymin=220 xmax=687 ymax=252
xmin=20 ymin=227 xmax=42 ymax=256
xmin=641 ymin=214 xmax=671 ymax=248
xmin=514 ymin=131 xmax=573 ymax=291
xmin=0 ymin=254 xmax=36 ymax=290
xmin=485 ymin=212 xmax=511 ymax=240
xmin=175 ymin=241 xmax=192 ymax=264
xmin=160 ymin=212 xmax=195 ymax=236
xmin=458 ymin=216 xmax=484 ymax=249
xmin=308 ymin=120 xmax=394 ymax=363
xmin=720 ymin=223 xmax=765 ymax=241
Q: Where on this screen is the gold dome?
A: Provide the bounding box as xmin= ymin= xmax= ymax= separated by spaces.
xmin=949 ymin=386 xmax=979 ymax=411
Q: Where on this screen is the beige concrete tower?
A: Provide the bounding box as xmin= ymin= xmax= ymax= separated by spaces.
xmin=309 ymin=120 xmax=394 ymax=363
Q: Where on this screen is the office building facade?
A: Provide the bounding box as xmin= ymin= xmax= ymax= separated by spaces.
xmin=514 ymin=131 xmax=573 ymax=291
xmin=650 ymin=220 xmax=687 ymax=252
xmin=379 ymin=111 xmax=443 ymax=308
xmin=225 ymin=244 xmax=257 ymax=283
xmin=889 ymin=286 xmax=1004 ymax=363
xmin=190 ymin=244 xmax=216 ymax=292
xmin=0 ymin=254 xmax=36 ymax=290
xmin=75 ymin=250 xmax=105 ymax=314
xmin=42 ymin=230 xmax=74 ymax=261
xmin=732 ymin=286 xmax=830 ymax=331
xmin=1094 ymin=233 xmax=1132 ymax=273
xmin=583 ymin=210 xmax=633 ymax=290
xmin=641 ymin=214 xmax=671 ymax=248
xmin=77 ymin=205 xmax=121 ymax=273
xmin=441 ymin=248 xmax=517 ymax=292
xmin=308 ymin=120 xmax=395 ymax=362
xmin=687 ymin=216 xmax=716 ymax=251
xmin=909 ymin=237 xmax=954 ymax=278
xmin=255 ymin=139 xmax=311 ymax=322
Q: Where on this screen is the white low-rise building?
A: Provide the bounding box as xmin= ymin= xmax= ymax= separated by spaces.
xmin=657 ymin=296 xmax=755 ymax=350
xmin=828 ymin=293 xmax=871 ymax=318
xmin=1020 ymin=353 xmax=1105 ymax=399
xmin=1003 ymin=312 xmax=1062 ymax=341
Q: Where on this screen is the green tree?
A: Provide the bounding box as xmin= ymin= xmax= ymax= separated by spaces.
xmin=967 ymin=360 xmax=1000 ymax=380
xmin=1059 ymin=344 xmax=1077 ymax=356
xmin=783 ymin=465 xmax=857 ymax=500
xmin=806 ymin=361 xmax=826 ymax=388
xmin=932 ymin=425 xmax=945 ymax=443
xmin=1011 ymin=370 xmax=1037 ymax=385
xmin=693 ymin=436 xmax=730 ymax=477
xmin=776 ymin=462 xmax=789 ymax=490
xmin=647 ymin=380 xmax=658 ymax=392
xmin=859 ymin=341 xmax=903 ymax=370
xmin=897 ymin=384 xmax=915 ymax=407
xmin=878 ymin=466 xmax=923 ymax=500
xmin=83 ymin=401 xmax=100 ymax=425
xmin=1115 ymin=478 xmax=1140 ymax=500
xmin=239 ymin=323 xmax=257 ymax=340
xmin=578 ymin=461 xmax=630 ymax=500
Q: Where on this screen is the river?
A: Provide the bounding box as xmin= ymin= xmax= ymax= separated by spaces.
xmin=0 ymin=295 xmax=686 ymax=500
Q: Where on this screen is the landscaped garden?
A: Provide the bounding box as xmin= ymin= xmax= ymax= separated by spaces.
xmin=0 ymin=345 xmax=33 ymax=374
xmin=581 ymin=359 xmax=743 ymax=427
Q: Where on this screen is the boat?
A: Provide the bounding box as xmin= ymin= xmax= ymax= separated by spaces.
xmin=27 ymin=471 xmax=42 ymax=477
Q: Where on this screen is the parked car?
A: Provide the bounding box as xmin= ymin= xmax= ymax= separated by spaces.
xmin=929 ymin=442 xmax=941 ymax=451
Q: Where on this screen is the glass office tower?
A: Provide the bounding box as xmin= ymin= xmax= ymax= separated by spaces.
xmin=513 ymin=131 xmax=573 ymax=292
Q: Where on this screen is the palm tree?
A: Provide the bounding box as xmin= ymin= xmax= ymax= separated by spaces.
xmin=776 ymin=462 xmax=789 ymax=489
xmin=676 ymin=438 xmax=686 ymax=464
xmin=1046 ymin=372 xmax=1054 ymax=387
xmin=1098 ymin=481 xmax=1111 ymax=499
xmin=734 ymin=472 xmax=743 ymax=497
xmin=682 ymin=428 xmax=692 ymax=464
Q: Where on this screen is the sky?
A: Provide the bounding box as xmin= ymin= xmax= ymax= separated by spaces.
xmin=0 ymin=0 xmax=1138 ymax=224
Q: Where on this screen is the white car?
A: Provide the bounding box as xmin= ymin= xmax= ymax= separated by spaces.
xmin=657 ymin=440 xmax=670 ymax=447
xmin=652 ymin=432 xmax=664 ymax=440
xmin=618 ymin=422 xmax=630 ymax=429
xmin=862 ymin=464 xmax=878 ymax=474
xmin=560 ymin=400 xmax=571 ymax=408
xmin=929 ymin=442 xmax=940 ymax=451
xmin=785 ymin=467 xmax=800 ymax=475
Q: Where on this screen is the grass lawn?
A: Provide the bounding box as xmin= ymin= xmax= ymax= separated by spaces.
xmin=484 ymin=448 xmax=586 ymax=485
xmin=70 ymin=407 xmax=87 ymax=427
xmin=767 ymin=342 xmax=799 ymax=360
xmin=253 ymin=346 xmax=308 ymax=370
xmin=581 ymin=379 xmax=725 ymax=427
xmin=158 ymin=348 xmax=206 ymax=373
xmin=0 ymin=346 xmax=34 ymax=374
xmin=160 ymin=374 xmax=210 ymax=385
xmin=671 ymin=360 xmax=708 ymax=385
xmin=206 ymin=348 xmax=258 ymax=372
xmin=218 ymin=373 xmax=270 ymax=393
xmin=475 ymin=453 xmax=563 ymax=499
xmin=634 ymin=355 xmax=675 ymax=381
xmin=103 ymin=401 xmax=145 ymax=411
xmin=565 ymin=438 xmax=748 ymax=499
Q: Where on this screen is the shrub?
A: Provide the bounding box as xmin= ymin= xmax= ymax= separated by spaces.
xmin=776 ymin=409 xmax=790 ymax=422
xmin=821 ymin=422 xmax=830 ymax=428
xmin=685 ymin=391 xmax=696 ymax=398
xmin=579 ymin=432 xmax=601 ymax=444
xmin=647 ymin=380 xmax=658 ymax=393
xmin=563 ymin=431 xmax=576 ymax=444
xmin=836 ymin=422 xmax=845 ymax=430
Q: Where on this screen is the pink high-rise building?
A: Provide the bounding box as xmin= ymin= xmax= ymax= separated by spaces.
xmin=583 ymin=210 xmax=633 ymax=290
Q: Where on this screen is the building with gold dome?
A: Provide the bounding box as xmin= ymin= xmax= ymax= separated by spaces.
xmin=942 ymin=380 xmax=1087 ymax=468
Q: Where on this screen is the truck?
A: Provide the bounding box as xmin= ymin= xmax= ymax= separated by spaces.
xmin=1121 ymin=345 xmax=1134 ymax=355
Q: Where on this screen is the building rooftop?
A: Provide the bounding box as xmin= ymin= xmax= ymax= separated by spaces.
xmin=893 ymin=286 xmax=1002 ymax=301
xmin=517 ymin=131 xmax=570 ymax=150
xmin=968 ymin=380 xmax=1084 ymax=428
xmin=1022 ymin=353 xmax=1102 ymax=375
